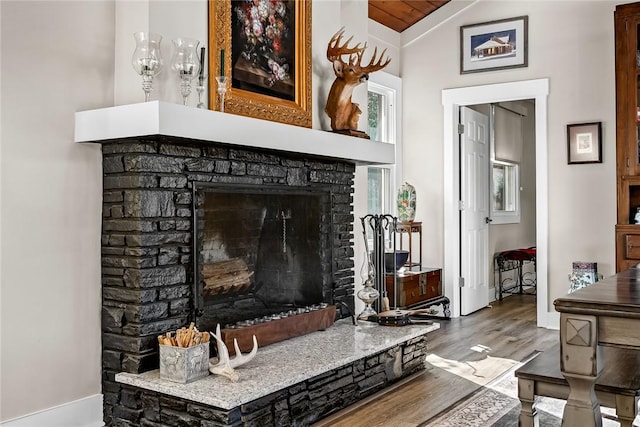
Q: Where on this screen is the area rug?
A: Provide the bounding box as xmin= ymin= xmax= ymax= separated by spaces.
xmin=420 ymin=352 xmax=543 ymax=427
xmin=421 ymin=352 xmax=627 ymax=427
xmin=424 ymin=353 xmax=519 ymax=387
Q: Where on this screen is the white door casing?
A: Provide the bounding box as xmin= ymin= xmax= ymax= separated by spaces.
xmin=442 ymin=78 xmax=550 ymax=328
xmin=460 ymin=107 xmax=490 ymax=315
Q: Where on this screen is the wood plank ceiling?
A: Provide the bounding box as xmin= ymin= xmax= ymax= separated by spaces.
xmin=369 ymin=0 xmax=451 ymax=33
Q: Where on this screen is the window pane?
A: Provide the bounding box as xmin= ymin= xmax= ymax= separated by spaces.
xmin=492 ymin=164 xmax=506 ymax=211
xmin=368 ymin=91 xmax=387 ymax=142
xmin=504 ymin=165 xmax=515 ymax=212
xmin=491 ymin=160 xmax=519 ymax=224
xmin=368 ymin=167 xmax=390 ymax=214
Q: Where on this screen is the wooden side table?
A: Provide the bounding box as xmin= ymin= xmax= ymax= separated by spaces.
xmin=396 ymin=221 xmax=422 ymax=270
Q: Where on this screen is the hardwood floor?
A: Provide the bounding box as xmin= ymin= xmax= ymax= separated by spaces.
xmin=313 ymin=294 xmax=559 ymax=427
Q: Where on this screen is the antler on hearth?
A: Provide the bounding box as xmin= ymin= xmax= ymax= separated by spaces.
xmin=209 ymin=324 xmax=258 ymax=382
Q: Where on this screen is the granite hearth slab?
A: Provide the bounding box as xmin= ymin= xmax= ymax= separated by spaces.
xmin=116 ymin=319 xmax=439 ymax=410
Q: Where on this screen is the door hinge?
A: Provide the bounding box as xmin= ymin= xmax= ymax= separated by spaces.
xmin=458 ymin=200 xmax=465 ymax=210
xmin=459 ymin=277 xmax=465 ymax=288
xmin=458 ymin=123 xmax=465 ymax=134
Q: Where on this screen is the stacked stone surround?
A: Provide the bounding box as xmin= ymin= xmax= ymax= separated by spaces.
xmin=115 ymin=336 xmax=428 ymax=426
xmin=100 ymin=136 xmax=356 ymax=425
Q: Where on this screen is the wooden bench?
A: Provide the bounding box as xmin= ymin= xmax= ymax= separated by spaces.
xmin=515 ymin=344 xmax=640 ymax=426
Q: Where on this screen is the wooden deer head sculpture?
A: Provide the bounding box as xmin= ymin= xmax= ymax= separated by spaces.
xmin=325 ymin=28 xmax=390 ymax=134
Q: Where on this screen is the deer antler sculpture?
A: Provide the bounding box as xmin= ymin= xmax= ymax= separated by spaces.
xmin=325 ymin=27 xmax=390 ymax=133
xmin=209 ymin=324 xmax=258 ymax=382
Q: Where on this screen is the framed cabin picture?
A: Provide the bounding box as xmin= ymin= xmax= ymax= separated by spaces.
xmin=208 ymin=0 xmax=312 ymax=128
xmin=460 ymin=16 xmax=528 ymax=74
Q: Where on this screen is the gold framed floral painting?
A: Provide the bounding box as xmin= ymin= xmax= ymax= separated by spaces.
xmin=208 ymin=0 xmax=312 ymax=128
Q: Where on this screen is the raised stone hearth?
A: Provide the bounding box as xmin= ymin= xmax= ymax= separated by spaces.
xmin=116 ymin=320 xmax=438 ymax=426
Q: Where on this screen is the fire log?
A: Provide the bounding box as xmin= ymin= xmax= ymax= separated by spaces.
xmin=201 ymin=258 xmax=254 ymax=295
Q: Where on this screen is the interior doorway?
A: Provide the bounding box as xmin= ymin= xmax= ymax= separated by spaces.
xmin=461 ymin=101 xmax=537 ymax=316
xmin=442 ymin=79 xmax=551 ymax=328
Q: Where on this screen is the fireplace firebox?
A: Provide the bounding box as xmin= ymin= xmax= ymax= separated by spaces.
xmin=193 ymin=183 xmax=334 ymax=331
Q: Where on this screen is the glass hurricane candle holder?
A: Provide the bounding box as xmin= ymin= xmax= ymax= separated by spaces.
xmin=215 ymin=76 xmax=228 ymax=112
xmin=131 ymin=32 xmax=163 ymax=102
xmin=357 ymin=252 xmax=379 ymax=319
xmin=171 ymin=37 xmax=201 ymax=106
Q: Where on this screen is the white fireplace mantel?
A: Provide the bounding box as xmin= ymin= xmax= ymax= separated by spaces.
xmin=74 ymin=101 xmax=395 ymax=165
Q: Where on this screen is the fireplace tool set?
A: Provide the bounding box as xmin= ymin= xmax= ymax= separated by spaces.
xmin=360 ymin=214 xmax=398 ymax=315
xmin=360 ymin=214 xmax=435 ymax=326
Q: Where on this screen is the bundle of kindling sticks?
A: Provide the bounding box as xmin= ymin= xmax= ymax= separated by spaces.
xmin=157 ymin=322 xmax=210 ymax=348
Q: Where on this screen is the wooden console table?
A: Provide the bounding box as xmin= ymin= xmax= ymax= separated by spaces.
xmin=554 ymin=268 xmax=640 ymax=426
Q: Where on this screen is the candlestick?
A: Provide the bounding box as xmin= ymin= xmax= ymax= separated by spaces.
xmin=220 ymin=49 xmax=225 ymax=77
xmin=196 ymin=74 xmax=207 ymax=109
xmin=199 ymin=46 xmax=205 ymax=79
xmin=215 ymin=76 xmax=228 ymax=112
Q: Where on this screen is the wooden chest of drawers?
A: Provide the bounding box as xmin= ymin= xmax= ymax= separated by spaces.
xmin=615 ymin=225 xmax=640 ymax=271
xmin=385 ymin=268 xmax=442 ymax=308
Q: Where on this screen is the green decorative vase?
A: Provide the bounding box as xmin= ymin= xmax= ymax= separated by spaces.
xmin=397 ymin=182 xmax=416 ymax=223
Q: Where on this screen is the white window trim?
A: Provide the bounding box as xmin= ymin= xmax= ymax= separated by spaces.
xmin=367 ymin=71 xmax=403 ymax=214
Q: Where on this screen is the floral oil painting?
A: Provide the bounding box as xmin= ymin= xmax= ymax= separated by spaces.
xmin=231 ymin=0 xmax=295 ymax=101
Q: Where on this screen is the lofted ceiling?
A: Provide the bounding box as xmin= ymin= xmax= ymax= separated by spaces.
xmin=369 ymin=0 xmax=451 ymax=33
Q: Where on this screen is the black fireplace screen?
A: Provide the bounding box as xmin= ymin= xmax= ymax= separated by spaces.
xmin=193 ymin=183 xmax=333 ymax=331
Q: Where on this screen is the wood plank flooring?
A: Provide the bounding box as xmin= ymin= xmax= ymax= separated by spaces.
xmin=313 ymin=294 xmax=559 ymax=427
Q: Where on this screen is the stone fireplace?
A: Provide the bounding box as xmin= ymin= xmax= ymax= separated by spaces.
xmin=76 ymin=102 xmax=436 ymax=427
xmin=99 ymin=134 xmax=356 ymax=423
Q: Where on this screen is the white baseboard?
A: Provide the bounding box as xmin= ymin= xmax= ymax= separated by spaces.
xmin=488 ymin=286 xmax=496 ymax=303
xmin=545 ymin=310 xmax=560 ymax=330
xmin=1 ymin=394 xmax=103 ymax=427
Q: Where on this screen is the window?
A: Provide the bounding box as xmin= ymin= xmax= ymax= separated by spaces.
xmin=368 ymin=90 xmax=388 ymax=143
xmin=367 ymin=72 xmax=402 ymax=215
xmin=367 ymin=167 xmax=391 ymax=214
xmin=491 ymin=160 xmax=520 ymax=224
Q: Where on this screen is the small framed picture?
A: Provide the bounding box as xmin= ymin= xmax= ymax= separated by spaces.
xmin=567 ymin=122 xmax=602 ymax=164
xmin=460 ymin=16 xmax=528 ymax=74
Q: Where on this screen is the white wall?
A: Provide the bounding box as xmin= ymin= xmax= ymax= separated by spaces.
xmin=401 ymin=0 xmax=618 ymax=313
xmin=0 ymin=1 xmax=112 ymax=422
xmin=0 ymin=0 xmax=377 ymax=423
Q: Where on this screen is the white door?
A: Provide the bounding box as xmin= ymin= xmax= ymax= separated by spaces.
xmin=460 ymin=107 xmax=490 ymax=315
